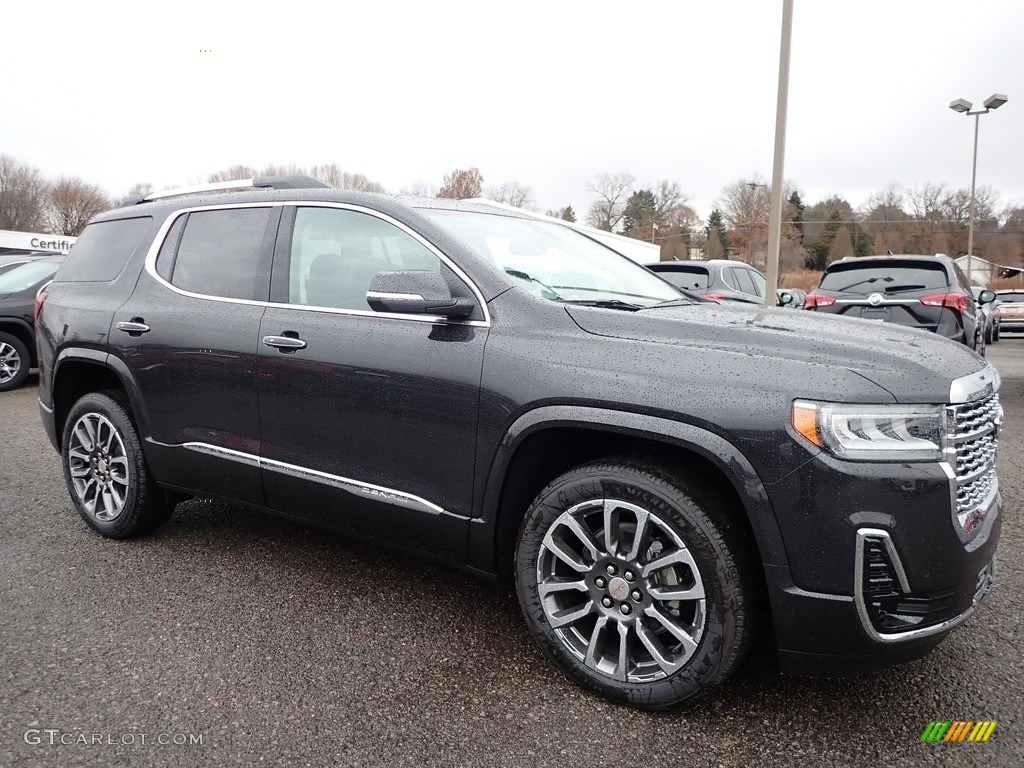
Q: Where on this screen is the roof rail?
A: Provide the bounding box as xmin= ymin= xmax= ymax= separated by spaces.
xmin=137 ymin=175 xmax=329 ymax=204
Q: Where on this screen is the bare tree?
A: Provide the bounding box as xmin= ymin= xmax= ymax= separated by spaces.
xmin=400 ymin=181 xmax=437 ymax=197
xmin=585 ymin=173 xmax=635 ymax=231
xmin=486 ymin=181 xmax=535 ymax=209
xmin=437 ymin=168 xmax=484 ymax=200
xmin=46 ymin=177 xmax=111 ymax=236
xmin=115 ymin=182 xmax=153 ymax=207
xmin=206 ymin=165 xmax=260 ymax=183
xmin=0 ymin=155 xmax=49 ymax=231
xmin=309 ymin=164 xmax=386 ymax=192
xmin=704 ymin=228 xmax=725 ymax=259
xmin=828 ymin=226 xmax=854 ymax=263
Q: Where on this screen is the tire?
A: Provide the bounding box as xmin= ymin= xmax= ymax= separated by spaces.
xmin=993 ymin=325 xmax=1000 ymax=343
xmin=514 ymin=459 xmax=753 ymax=710
xmin=61 ymin=391 xmax=173 ymax=537
xmin=0 ymin=332 xmax=31 ymax=392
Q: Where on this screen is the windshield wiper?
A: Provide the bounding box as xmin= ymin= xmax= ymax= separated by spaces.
xmin=560 ymin=299 xmax=644 ymax=311
xmin=504 ymin=268 xmax=562 ymax=299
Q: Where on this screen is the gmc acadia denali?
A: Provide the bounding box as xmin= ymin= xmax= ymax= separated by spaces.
xmin=36 ymin=177 xmax=1002 ymax=710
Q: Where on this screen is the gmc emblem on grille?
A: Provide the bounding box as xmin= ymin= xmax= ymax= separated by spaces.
xmin=963 ymin=508 xmax=987 ymax=534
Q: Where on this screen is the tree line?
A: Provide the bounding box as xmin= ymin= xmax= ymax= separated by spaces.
xmin=2 ymin=153 xmax=1021 ymax=274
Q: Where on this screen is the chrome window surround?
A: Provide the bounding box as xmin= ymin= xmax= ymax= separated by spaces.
xmin=853 ymin=528 xmax=990 ymax=643
xmin=142 ymin=201 xmax=491 ymax=328
xmin=182 ymin=442 xmax=448 ymax=517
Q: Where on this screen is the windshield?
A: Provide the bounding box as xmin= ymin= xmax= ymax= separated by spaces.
xmin=420 ymin=211 xmax=682 ymax=307
xmin=0 ymin=261 xmax=61 ymax=293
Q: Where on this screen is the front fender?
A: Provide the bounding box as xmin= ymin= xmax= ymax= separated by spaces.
xmin=466 ymin=405 xmax=791 ymax=577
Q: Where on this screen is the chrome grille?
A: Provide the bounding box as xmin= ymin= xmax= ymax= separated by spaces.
xmin=947 ymin=394 xmax=1001 ymax=517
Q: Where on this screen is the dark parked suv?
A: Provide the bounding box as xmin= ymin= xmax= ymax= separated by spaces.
xmin=37 ymin=178 xmax=1002 ymax=710
xmin=803 ymin=255 xmax=994 ymax=352
xmin=0 ymin=256 xmax=64 ymax=391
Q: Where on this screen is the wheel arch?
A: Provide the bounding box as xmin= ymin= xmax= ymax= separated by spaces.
xmin=469 ymin=406 xmax=791 ymax=586
xmin=52 ymin=350 xmax=150 ymax=445
xmin=0 ymin=318 xmax=36 ymax=367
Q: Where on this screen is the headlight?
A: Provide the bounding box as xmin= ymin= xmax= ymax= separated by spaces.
xmin=792 ymin=400 xmax=945 ymax=461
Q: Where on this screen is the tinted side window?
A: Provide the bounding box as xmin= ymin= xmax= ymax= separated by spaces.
xmin=289 ymin=207 xmax=440 ymax=310
xmin=722 ymin=268 xmax=741 ymax=291
xmin=170 ymin=208 xmax=273 ymax=301
xmin=951 ymin=264 xmax=973 ymax=293
xmin=155 ymin=215 xmax=187 ymax=281
xmin=56 ymin=217 xmax=152 ymax=282
xmin=731 ymin=268 xmax=758 ymax=295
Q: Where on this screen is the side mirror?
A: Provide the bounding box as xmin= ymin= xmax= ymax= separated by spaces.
xmin=978 ymin=290 xmax=996 ymax=305
xmin=776 ymin=290 xmax=794 ymax=307
xmin=366 ymin=270 xmax=476 ymax=319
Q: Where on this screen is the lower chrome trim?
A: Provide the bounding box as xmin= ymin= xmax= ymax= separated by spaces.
xmin=854 ymin=528 xmax=986 ymax=643
xmin=181 ymin=441 xmax=445 ymax=516
xmin=38 ymin=398 xmax=53 ymax=414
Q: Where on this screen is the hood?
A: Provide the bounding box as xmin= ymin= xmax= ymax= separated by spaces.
xmin=566 ymin=302 xmax=989 ymax=403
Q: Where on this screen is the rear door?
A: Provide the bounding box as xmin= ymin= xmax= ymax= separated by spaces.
xmin=256 ymin=204 xmax=488 ymax=559
xmin=109 ymin=205 xmax=279 ymax=504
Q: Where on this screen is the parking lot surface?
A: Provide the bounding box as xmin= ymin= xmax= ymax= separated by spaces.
xmin=2 ymin=341 xmax=1022 ymax=767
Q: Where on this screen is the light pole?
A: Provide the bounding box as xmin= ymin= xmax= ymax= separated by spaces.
xmin=949 ymin=93 xmax=1007 ymax=281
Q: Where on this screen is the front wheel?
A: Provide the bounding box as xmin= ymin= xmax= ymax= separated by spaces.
xmin=514 ymin=459 xmax=753 ymax=710
xmin=61 ymin=391 xmax=172 ymax=537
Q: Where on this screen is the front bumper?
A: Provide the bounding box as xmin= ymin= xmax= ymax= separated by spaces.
xmin=764 ymin=454 xmax=1001 ymax=677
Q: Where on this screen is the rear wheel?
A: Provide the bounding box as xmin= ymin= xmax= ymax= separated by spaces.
xmin=515 ymin=459 xmax=753 ymax=710
xmin=0 ymin=332 xmax=30 ymax=392
xmin=61 ymin=391 xmax=173 ymax=537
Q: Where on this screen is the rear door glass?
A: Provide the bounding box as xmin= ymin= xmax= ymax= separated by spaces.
xmin=819 ymin=263 xmax=949 ymax=294
xmin=168 ymin=208 xmax=274 ymax=301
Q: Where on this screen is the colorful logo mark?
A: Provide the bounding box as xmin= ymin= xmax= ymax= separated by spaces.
xmin=920 ymin=721 xmax=997 ymax=743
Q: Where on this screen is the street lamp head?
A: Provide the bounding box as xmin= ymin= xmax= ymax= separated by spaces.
xmin=984 ymin=93 xmax=1008 ymax=110
xmin=949 ymin=98 xmax=972 ymax=113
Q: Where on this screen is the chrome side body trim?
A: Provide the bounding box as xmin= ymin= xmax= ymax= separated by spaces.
xmin=140 ymin=201 xmax=491 ymax=328
xmin=181 ymin=442 xmax=446 ymax=516
xmin=853 ymin=528 xmax=984 ymax=644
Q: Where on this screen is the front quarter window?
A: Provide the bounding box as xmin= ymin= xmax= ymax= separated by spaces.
xmin=420 ymin=210 xmax=682 ymax=307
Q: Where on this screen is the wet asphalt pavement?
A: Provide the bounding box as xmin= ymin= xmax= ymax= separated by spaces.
xmin=2 ymin=341 xmax=1022 ymax=768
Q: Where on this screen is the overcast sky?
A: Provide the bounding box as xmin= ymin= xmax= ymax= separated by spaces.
xmin=4 ymin=0 xmax=1022 ymax=221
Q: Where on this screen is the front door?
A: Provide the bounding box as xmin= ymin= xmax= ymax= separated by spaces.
xmin=257 ymin=205 xmax=487 ymax=559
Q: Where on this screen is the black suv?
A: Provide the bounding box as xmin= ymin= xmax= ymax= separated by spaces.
xmin=37 ymin=178 xmax=1002 ymax=710
xmin=804 ymin=254 xmax=994 ymax=351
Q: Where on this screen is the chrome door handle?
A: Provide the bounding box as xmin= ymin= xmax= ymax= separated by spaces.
xmin=263 ymin=335 xmax=307 ymax=351
xmin=116 ymin=321 xmax=151 ymax=334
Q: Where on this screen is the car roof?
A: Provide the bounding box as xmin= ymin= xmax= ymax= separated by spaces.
xmin=93 ymin=186 xmax=538 ymax=226
xmin=824 ymin=254 xmax=954 ymax=271
xmin=645 ymin=259 xmax=752 ymax=269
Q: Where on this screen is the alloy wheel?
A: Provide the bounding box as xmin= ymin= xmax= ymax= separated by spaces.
xmin=536 ymin=498 xmax=706 ymax=683
xmin=66 ymin=412 xmax=131 ymax=522
xmin=0 ymin=341 xmax=21 ymax=385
